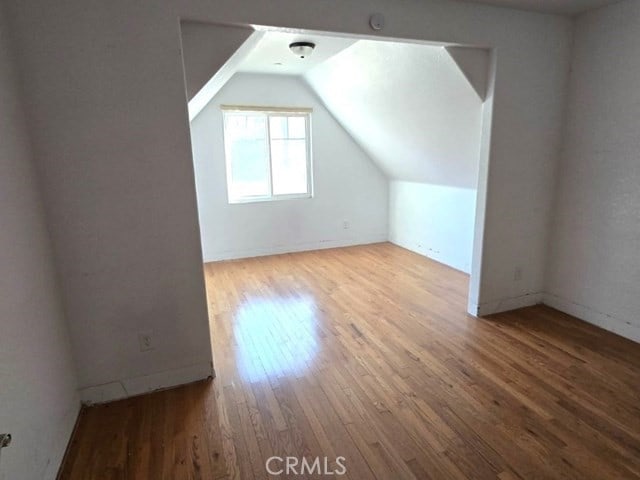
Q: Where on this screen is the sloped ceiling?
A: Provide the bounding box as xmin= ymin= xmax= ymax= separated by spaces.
xmin=236 ymin=31 xmax=357 ymax=75
xmin=304 ymin=41 xmax=484 ymax=189
xmin=182 ymin=26 xmax=487 ymax=189
xmin=182 ymin=28 xmax=354 ymax=120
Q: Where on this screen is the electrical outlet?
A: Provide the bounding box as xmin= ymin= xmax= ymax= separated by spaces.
xmin=343 ymin=220 xmax=350 ymax=229
xmin=138 ymin=331 xmax=154 ymax=352
xmin=514 ymin=266 xmax=523 ymax=282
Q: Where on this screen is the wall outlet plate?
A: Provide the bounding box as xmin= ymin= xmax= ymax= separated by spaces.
xmin=514 ymin=266 xmax=523 ymax=282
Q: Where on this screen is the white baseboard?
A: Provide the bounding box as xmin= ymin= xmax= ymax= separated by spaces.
xmin=203 ymin=234 xmax=388 ymax=262
xmin=79 ymin=361 xmax=213 ymax=405
xmin=542 ymin=293 xmax=640 ymax=344
xmin=471 ymin=292 xmax=543 ymax=316
xmin=388 ymin=237 xmax=471 ymax=274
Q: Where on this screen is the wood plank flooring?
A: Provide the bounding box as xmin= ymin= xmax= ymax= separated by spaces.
xmin=59 ymin=243 xmax=640 ymax=479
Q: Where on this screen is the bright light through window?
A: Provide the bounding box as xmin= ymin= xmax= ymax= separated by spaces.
xmin=222 ymin=108 xmax=312 ymax=203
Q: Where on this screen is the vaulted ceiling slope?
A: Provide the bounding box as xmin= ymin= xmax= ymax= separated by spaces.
xmin=304 ymin=40 xmax=485 ymax=189
xmin=182 ymin=24 xmax=488 ymax=190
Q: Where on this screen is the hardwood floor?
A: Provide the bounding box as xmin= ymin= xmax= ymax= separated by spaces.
xmin=59 ymin=243 xmax=640 ymax=479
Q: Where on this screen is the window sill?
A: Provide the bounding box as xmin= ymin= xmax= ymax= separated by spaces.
xmin=228 ymin=193 xmax=313 ymax=205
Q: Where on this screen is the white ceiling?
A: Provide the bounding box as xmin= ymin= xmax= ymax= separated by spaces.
xmin=458 ymin=0 xmax=622 ymax=15
xmin=236 ymin=31 xmax=356 ymax=75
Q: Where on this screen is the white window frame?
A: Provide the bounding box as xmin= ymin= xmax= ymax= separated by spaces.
xmin=221 ymin=105 xmax=313 ymax=204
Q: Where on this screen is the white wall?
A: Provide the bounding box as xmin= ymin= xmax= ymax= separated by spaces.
xmin=3 ymin=0 xmax=572 ymax=406
xmin=390 ymin=182 xmax=477 ymax=272
xmin=191 ymin=73 xmax=388 ymax=261
xmin=304 ymin=41 xmax=483 ymax=273
xmin=4 ymin=1 xmax=214 ymax=404
xmin=545 ymin=0 xmax=640 ymax=342
xmin=0 ymin=9 xmax=79 ymax=479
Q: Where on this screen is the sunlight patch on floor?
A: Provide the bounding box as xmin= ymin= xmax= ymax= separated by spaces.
xmin=232 ymin=294 xmax=320 ymax=382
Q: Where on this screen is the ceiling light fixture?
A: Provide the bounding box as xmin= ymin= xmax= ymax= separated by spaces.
xmin=289 ymin=41 xmax=315 ymax=59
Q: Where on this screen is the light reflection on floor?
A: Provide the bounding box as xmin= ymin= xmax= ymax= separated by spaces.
xmin=232 ymin=294 xmax=319 ymax=383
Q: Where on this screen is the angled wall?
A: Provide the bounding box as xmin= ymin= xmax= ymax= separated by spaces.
xmin=181 ymin=21 xmax=253 ymax=101
xmin=545 ymin=0 xmax=640 ymax=342
xmin=305 ymin=40 xmax=483 ymax=273
xmin=445 ymin=46 xmax=490 ymax=101
xmin=0 ymin=8 xmax=79 ymax=479
xmin=181 ymin=21 xmax=262 ymax=121
xmin=190 ymin=73 xmax=388 ymax=261
xmin=305 ymin=41 xmax=482 ymax=188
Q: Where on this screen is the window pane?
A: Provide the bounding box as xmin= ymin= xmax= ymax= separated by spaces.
xmin=269 ymin=116 xmax=287 ymax=139
xmin=224 ymin=114 xmax=270 ymax=200
xmin=271 ymin=139 xmax=308 ymax=195
xmin=288 ymin=116 xmax=306 ymax=139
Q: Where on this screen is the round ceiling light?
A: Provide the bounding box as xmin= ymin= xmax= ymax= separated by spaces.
xmin=289 ymin=41 xmax=316 ymax=59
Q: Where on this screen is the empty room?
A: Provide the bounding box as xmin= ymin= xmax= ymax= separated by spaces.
xmin=1 ymin=0 xmax=639 ymax=479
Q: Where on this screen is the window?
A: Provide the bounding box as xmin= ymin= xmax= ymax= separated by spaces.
xmin=222 ymin=106 xmax=312 ymax=203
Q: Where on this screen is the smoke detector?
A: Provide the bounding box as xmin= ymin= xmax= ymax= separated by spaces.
xmin=289 ymin=41 xmax=315 ymax=59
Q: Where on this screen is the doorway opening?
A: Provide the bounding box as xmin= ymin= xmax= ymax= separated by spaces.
xmin=178 ymin=25 xmax=495 ymax=473
xmin=179 ymin=22 xmax=495 ymax=376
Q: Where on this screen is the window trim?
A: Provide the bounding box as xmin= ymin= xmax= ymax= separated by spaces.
xmin=221 ymin=106 xmax=313 ymax=204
